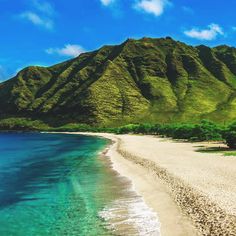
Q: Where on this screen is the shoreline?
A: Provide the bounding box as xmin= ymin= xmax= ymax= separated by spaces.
xmin=103 ymin=134 xmax=198 ymax=236
xmin=63 ymin=132 xmax=199 ymax=235
xmin=55 ymin=132 xmax=236 ymax=235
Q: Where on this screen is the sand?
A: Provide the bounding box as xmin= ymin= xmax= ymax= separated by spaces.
xmin=64 ymin=133 xmax=236 ymax=235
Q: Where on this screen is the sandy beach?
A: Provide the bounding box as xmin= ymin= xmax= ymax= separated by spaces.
xmin=65 ymin=133 xmax=236 ymax=235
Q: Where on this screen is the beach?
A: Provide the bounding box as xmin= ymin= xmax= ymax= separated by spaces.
xmin=72 ymin=133 xmax=236 ymax=236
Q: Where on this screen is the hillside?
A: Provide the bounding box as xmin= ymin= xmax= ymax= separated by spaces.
xmin=1 ymin=37 xmax=236 ymax=126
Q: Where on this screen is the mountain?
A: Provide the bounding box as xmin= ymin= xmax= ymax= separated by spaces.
xmin=1 ymin=37 xmax=236 ymax=126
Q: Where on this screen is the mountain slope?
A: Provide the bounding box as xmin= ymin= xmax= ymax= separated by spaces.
xmin=1 ymin=37 xmax=236 ymax=125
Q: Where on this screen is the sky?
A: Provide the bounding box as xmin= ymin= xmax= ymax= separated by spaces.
xmin=0 ymin=0 xmax=236 ymax=81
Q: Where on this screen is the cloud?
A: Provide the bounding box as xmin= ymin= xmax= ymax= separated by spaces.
xmin=100 ymin=0 xmax=115 ymax=6
xmin=20 ymin=11 xmax=53 ymax=29
xmin=18 ymin=0 xmax=55 ymax=30
xmin=135 ymin=0 xmax=171 ymax=16
xmin=232 ymin=27 xmax=236 ymax=32
xmin=46 ymin=44 xmax=85 ymax=57
xmin=184 ymin=24 xmax=224 ymax=40
xmin=31 ymin=0 xmax=55 ymax=16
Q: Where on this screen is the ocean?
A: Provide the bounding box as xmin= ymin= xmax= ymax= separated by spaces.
xmin=0 ymin=132 xmax=160 ymax=235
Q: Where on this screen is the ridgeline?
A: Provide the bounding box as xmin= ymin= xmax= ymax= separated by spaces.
xmin=1 ymin=37 xmax=236 ymax=127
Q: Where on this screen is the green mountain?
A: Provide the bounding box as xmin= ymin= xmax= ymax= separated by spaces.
xmin=1 ymin=37 xmax=236 ymax=126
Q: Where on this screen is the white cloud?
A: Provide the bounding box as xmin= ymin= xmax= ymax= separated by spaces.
xmin=20 ymin=11 xmax=53 ymax=29
xmin=31 ymin=0 xmax=55 ymax=16
xmin=100 ymin=0 xmax=115 ymax=6
xmin=135 ymin=0 xmax=171 ymax=16
xmin=46 ymin=44 xmax=85 ymax=57
xmin=184 ymin=24 xmax=224 ymax=40
xmin=18 ymin=0 xmax=55 ymax=30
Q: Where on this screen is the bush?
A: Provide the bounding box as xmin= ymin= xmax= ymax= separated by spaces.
xmin=171 ymin=124 xmax=195 ymax=139
xmin=224 ymin=121 xmax=236 ymax=148
xmin=0 ymin=118 xmax=49 ymax=131
xmin=53 ymin=123 xmax=92 ymax=132
xmin=156 ymin=120 xmax=223 ymax=141
xmin=115 ymin=124 xmax=140 ymax=134
xmin=224 ymin=131 xmax=236 ymax=148
xmin=191 ymin=120 xmax=223 ymax=141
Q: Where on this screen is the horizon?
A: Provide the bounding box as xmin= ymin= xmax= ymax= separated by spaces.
xmin=1 ymin=0 xmax=236 ymax=81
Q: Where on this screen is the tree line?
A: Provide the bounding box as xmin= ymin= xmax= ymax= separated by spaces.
xmin=0 ymin=118 xmax=236 ymax=149
xmin=53 ymin=120 xmax=236 ymax=149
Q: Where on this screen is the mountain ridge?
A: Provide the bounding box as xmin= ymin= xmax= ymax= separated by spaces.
xmin=1 ymin=37 xmax=236 ymax=126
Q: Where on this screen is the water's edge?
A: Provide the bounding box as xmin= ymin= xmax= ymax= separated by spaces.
xmin=62 ymin=133 xmax=161 ymax=236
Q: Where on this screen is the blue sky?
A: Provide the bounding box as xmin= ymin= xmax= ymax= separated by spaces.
xmin=0 ymin=0 xmax=236 ymax=81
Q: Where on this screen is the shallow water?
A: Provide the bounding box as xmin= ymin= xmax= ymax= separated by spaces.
xmin=0 ymin=133 xmax=160 ymax=235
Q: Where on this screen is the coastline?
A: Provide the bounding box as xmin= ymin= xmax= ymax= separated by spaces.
xmin=102 ymin=134 xmax=198 ymax=236
xmin=63 ymin=132 xmax=199 ymax=236
xmin=57 ymin=132 xmax=236 ymax=235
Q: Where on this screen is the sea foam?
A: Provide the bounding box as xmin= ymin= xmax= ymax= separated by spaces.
xmin=99 ymin=195 xmax=161 ymax=236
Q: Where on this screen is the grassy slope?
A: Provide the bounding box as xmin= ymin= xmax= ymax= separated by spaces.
xmin=1 ymin=37 xmax=236 ymax=126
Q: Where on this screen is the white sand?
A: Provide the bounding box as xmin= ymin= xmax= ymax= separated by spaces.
xmin=63 ymin=133 xmax=236 ymax=235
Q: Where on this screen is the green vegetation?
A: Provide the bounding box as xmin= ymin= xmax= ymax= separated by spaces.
xmin=1 ymin=37 xmax=236 ymax=125
xmin=49 ymin=120 xmax=236 ymax=150
xmin=114 ymin=120 xmax=224 ymax=141
xmin=0 ymin=118 xmax=50 ymax=131
xmin=1 ymin=117 xmax=236 ymax=150
xmin=224 ymin=152 xmax=236 ymax=156
xmin=196 ymin=146 xmax=236 ymax=156
xmin=1 ymin=37 xmax=236 ymax=150
xmin=223 ymin=121 xmax=236 ymax=148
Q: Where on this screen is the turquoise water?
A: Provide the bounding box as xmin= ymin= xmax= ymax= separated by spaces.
xmin=0 ymin=133 xmax=160 ymax=236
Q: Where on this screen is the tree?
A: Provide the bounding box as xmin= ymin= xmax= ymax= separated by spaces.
xmin=225 ymin=131 xmax=236 ymax=149
xmin=224 ymin=121 xmax=236 ymax=148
